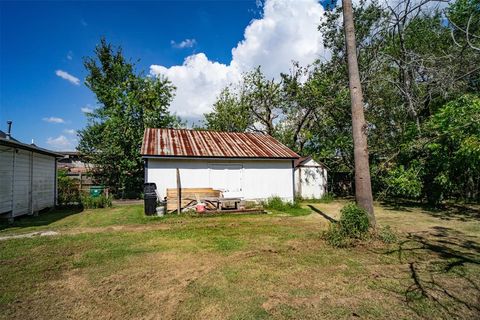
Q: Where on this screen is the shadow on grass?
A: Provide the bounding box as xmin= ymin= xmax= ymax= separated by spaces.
xmin=381 ymin=199 xmax=480 ymax=222
xmin=307 ymin=205 xmax=338 ymax=223
xmin=380 ymin=226 xmax=480 ymax=318
xmin=0 ymin=206 xmax=84 ymax=231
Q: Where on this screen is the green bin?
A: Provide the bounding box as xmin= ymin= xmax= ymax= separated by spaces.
xmin=90 ymin=186 xmax=105 ymax=197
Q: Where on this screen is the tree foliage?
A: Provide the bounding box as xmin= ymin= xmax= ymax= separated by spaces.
xmin=78 ymin=38 xmax=179 ymax=197
xmin=204 ymin=0 xmax=480 ymax=204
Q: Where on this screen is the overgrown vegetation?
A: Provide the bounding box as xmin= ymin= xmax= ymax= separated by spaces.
xmin=80 ymin=194 xmax=112 ymax=209
xmin=262 ymin=196 xmax=310 ymax=216
xmin=57 ymin=169 xmax=80 ymax=206
xmin=323 ymin=203 xmax=397 ymax=247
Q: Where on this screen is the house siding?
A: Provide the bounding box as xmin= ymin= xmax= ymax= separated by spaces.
xmin=0 ymin=146 xmax=56 ymax=217
xmin=146 ymin=158 xmax=295 ymax=202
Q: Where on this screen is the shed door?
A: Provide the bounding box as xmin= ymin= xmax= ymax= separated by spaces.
xmin=209 ymin=164 xmax=243 ymax=198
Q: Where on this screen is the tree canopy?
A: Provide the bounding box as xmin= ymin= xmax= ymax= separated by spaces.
xmin=78 ymin=38 xmax=180 ymax=197
xmin=204 ymin=0 xmax=480 ymax=204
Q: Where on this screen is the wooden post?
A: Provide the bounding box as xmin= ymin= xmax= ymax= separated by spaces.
xmin=176 ymin=168 xmax=181 ymax=215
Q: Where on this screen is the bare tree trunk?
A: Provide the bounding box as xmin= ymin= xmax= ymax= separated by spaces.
xmin=342 ymin=0 xmax=376 ymax=226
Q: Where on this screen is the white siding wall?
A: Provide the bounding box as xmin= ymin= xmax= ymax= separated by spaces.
xmin=13 ymin=149 xmax=31 ymax=216
xmin=0 ymin=147 xmax=56 ymax=217
xmin=146 ymin=158 xmax=295 ymax=202
xmin=32 ymin=153 xmax=55 ymax=211
xmin=295 ymin=159 xmax=328 ymax=199
xmin=0 ymin=146 xmax=14 ymax=213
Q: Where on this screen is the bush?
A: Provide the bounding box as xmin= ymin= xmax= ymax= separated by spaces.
xmin=57 ymin=169 xmax=80 ymax=206
xmin=80 ymin=194 xmax=112 ymax=209
xmin=323 ymin=203 xmax=371 ymax=247
xmin=338 ymin=203 xmax=370 ymax=238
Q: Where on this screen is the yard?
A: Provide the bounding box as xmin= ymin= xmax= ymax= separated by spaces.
xmin=0 ymin=200 xmax=479 ymax=319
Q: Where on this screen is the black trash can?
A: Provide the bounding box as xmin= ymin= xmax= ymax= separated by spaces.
xmin=144 ymin=183 xmax=157 ymax=215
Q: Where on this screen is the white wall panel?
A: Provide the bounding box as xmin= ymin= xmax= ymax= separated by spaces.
xmin=146 ymin=158 xmax=294 ymax=201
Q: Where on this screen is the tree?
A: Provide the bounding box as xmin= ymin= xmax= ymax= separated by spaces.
xmin=205 ymin=67 xmax=283 ymax=136
xmin=342 ymin=0 xmax=376 ymax=225
xmin=78 ymin=38 xmax=179 ymax=197
xmin=204 ymin=87 xmax=251 ymax=132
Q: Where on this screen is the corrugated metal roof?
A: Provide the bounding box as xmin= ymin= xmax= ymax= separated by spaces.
xmin=141 ymin=128 xmax=300 ymax=159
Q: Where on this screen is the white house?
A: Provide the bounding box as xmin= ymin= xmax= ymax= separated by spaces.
xmin=294 ymin=156 xmax=328 ymax=199
xmin=141 ymin=128 xmax=300 ymax=202
xmin=0 ymin=129 xmax=61 ymax=220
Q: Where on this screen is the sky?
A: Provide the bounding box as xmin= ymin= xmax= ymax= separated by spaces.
xmin=0 ymin=0 xmax=334 ymax=151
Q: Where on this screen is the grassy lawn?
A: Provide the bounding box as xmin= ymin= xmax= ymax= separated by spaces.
xmin=0 ymin=201 xmax=479 ymax=319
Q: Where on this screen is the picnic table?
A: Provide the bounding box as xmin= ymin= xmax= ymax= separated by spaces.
xmin=202 ymin=197 xmax=242 ymax=211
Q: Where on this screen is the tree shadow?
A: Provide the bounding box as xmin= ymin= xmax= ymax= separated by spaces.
xmin=381 ymin=200 xmax=480 ymax=222
xmin=0 ymin=206 xmax=84 ymax=231
xmin=307 ymin=205 xmax=338 ymax=223
xmin=378 ymin=227 xmax=480 ymax=318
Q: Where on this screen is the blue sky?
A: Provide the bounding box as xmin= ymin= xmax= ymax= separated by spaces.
xmin=0 ymin=0 xmax=331 ymax=150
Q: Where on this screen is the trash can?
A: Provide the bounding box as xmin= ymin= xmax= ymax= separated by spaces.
xmin=144 ymin=183 xmax=157 ymax=215
xmin=90 ymin=186 xmax=105 ymax=197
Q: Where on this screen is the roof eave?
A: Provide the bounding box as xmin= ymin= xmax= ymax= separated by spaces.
xmin=141 ymin=154 xmax=299 ymax=160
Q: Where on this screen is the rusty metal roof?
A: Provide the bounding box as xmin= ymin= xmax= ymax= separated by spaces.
xmin=141 ymin=128 xmax=299 ymax=159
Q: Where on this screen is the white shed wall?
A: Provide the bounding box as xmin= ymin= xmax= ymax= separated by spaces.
xmin=32 ymin=153 xmax=56 ymax=212
xmin=0 ymin=147 xmax=56 ymax=217
xmin=0 ymin=146 xmax=14 ymax=213
xmin=295 ymin=159 xmax=328 ymax=199
xmin=146 ymin=158 xmax=295 ymax=202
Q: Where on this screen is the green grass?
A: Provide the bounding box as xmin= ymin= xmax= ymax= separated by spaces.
xmin=0 ymin=200 xmax=479 ymax=319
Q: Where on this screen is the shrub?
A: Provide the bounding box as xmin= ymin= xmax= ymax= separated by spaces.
xmin=57 ymin=169 xmax=80 ymax=206
xmin=323 ymin=203 xmax=371 ymax=247
xmin=338 ymin=203 xmax=370 ymax=238
xmin=80 ymin=194 xmax=112 ymax=209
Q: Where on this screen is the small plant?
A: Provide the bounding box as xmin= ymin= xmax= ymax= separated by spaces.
xmin=377 ymin=225 xmax=397 ymax=244
xmin=324 ymin=223 xmax=350 ymax=247
xmin=81 ymin=194 xmax=113 ymax=209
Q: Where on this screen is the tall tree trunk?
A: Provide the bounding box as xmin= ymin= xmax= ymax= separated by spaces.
xmin=342 ymin=0 xmax=376 ymax=226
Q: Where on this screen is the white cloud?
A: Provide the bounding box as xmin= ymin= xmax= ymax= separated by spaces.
xmin=150 ymin=0 xmax=326 ymax=118
xmin=66 ymin=51 xmax=73 ymax=60
xmin=55 ymin=70 xmax=80 ymax=85
xmin=171 ymin=38 xmax=197 ymax=49
xmin=43 ymin=117 xmax=65 ymax=124
xmin=64 ymin=129 xmax=76 ymax=135
xmin=81 ymin=19 xmax=88 ymax=27
xmin=46 ymin=135 xmax=76 ymax=151
xmin=81 ymin=106 xmax=94 ymax=113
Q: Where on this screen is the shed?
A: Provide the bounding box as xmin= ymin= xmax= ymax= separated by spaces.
xmin=141 ymin=128 xmax=300 ymax=202
xmin=294 ymin=156 xmax=328 ymax=199
xmin=0 ymin=130 xmax=61 ymax=220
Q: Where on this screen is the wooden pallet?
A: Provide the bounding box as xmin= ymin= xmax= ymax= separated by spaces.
xmin=166 ymin=188 xmax=221 ymax=212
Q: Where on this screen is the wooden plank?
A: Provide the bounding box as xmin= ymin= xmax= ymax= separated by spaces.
xmin=166 ymin=187 xmax=221 ymax=212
